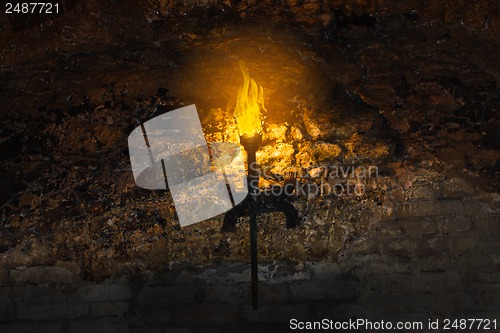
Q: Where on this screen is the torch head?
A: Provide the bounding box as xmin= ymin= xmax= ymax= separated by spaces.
xmin=239 ymin=132 xmax=263 ymax=154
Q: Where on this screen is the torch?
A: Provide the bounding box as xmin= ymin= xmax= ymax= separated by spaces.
xmin=226 ymin=62 xmax=300 ymax=309
xmin=241 ymin=133 xmax=261 ymax=310
xmin=234 ymin=63 xmax=264 ymax=310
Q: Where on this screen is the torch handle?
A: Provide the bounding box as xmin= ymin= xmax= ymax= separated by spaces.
xmin=240 ymin=133 xmax=262 ymax=310
xmin=247 ymin=149 xmax=259 ymax=310
xmin=247 ymin=151 xmax=259 ymax=310
xmin=249 ymin=201 xmax=258 ymax=310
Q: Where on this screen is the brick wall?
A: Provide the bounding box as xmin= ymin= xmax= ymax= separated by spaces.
xmin=1 ymin=174 xmax=499 ymax=332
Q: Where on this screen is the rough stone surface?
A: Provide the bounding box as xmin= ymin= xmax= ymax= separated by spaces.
xmin=0 ymin=0 xmax=499 ymax=331
xmin=79 ymin=284 xmax=131 ymax=302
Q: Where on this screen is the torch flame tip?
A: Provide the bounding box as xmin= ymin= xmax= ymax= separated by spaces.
xmin=234 ymin=62 xmax=264 ymax=137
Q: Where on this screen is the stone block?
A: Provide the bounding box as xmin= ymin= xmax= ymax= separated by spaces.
xmin=203 ymin=284 xmax=248 ymax=304
xmin=417 ymin=253 xmax=451 ymax=272
xmin=17 ymin=302 xmax=89 ymax=320
xmin=173 ymin=270 xmax=199 ymax=287
xmin=448 ymin=234 xmax=477 ymax=253
xmin=79 ymin=284 xmax=131 ymax=302
xmin=0 ymin=268 xmax=9 ymax=286
xmin=409 ymin=182 xmax=439 ymax=200
xmin=164 ymin=328 xmax=193 ymax=333
xmin=454 ymin=251 xmax=495 ymax=269
xmin=467 ymin=284 xmax=500 ymax=310
xmin=137 ymin=286 xmax=195 ymax=304
xmin=359 ymin=291 xmax=440 ymax=313
xmin=55 ymin=261 xmax=81 ymax=282
xmin=198 ymin=264 xmax=251 ymax=284
xmin=265 ymin=262 xmax=311 ymax=284
xmin=20 ymin=284 xmax=79 ymax=304
xmin=307 ymin=262 xmax=342 ymax=280
xmin=136 ymin=303 xmax=173 ymax=324
xmin=463 ymin=200 xmax=489 ymax=215
xmin=290 ymin=282 xmax=321 ymax=302
xmin=410 ymin=272 xmax=462 ymax=293
xmin=378 ymin=236 xmax=412 ymax=257
xmin=69 ymin=318 xmax=128 ymax=333
xmin=390 ymin=187 xmax=406 ymax=202
xmin=191 ymin=325 xmax=256 ymax=333
xmin=481 ymin=196 xmax=500 ymax=214
xmin=492 ymin=253 xmax=500 ymax=271
xmin=378 ymin=220 xmax=405 ymax=237
xmin=3 ymin=322 xmax=64 ymax=333
xmin=146 ymin=269 xmax=197 ymax=287
xmin=440 ymin=177 xmax=475 ymax=198
xmin=10 ymin=266 xmax=73 ymax=285
xmin=402 ymin=217 xmax=438 ymax=235
xmin=470 ymin=271 xmax=500 ymax=284
xmin=361 ymin=273 xmax=412 ymax=294
xmin=472 ymin=214 xmax=500 ymax=232
xmin=410 ymin=234 xmax=450 ymax=256
xmin=259 ymin=283 xmax=292 ymax=303
xmin=442 ymin=291 xmax=477 ymax=312
xmin=0 ymin=301 xmax=14 ymax=322
xmin=379 ymin=202 xmax=397 ymax=221
xmin=131 ymin=328 xmax=163 ymax=333
xmin=143 ymin=271 xmax=173 ymax=287
xmin=349 ymin=239 xmax=380 ymax=255
xmin=440 ymin=215 xmax=473 ymax=233
xmin=174 ymin=305 xmax=240 ymax=325
xmin=90 ymin=301 xmax=129 ymax=318
xmin=396 ymin=200 xmax=464 ymax=219
xmin=311 ymin=302 xmax=364 ymax=321
xmin=2 ymin=244 xmax=54 ymax=269
xmin=363 ymin=255 xmax=411 ymax=274
xmin=290 ymin=281 xmax=358 ymax=301
xmin=242 ymin=303 xmax=309 ymax=323
xmin=0 ymin=287 xmax=12 ymax=303
xmin=438 ymin=200 xmax=467 ymax=216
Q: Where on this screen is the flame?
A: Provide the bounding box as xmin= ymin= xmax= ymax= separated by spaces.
xmin=234 ymin=62 xmax=265 ymax=137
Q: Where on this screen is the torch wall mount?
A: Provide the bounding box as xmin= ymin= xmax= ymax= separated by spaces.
xmin=222 ymin=133 xmax=301 ymax=309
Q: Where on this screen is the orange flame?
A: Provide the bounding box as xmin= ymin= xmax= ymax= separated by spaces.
xmin=234 ymin=62 xmax=265 ymax=137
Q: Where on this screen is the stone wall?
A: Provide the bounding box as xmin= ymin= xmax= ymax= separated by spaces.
xmin=142 ymin=0 xmax=500 ymax=37
xmin=0 ymin=0 xmax=499 ymax=331
xmin=2 ymin=174 xmax=499 ymax=332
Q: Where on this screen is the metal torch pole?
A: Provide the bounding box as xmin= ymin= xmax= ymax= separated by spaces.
xmin=248 ymin=149 xmax=259 ymax=310
xmin=240 ymin=134 xmax=262 ymax=310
